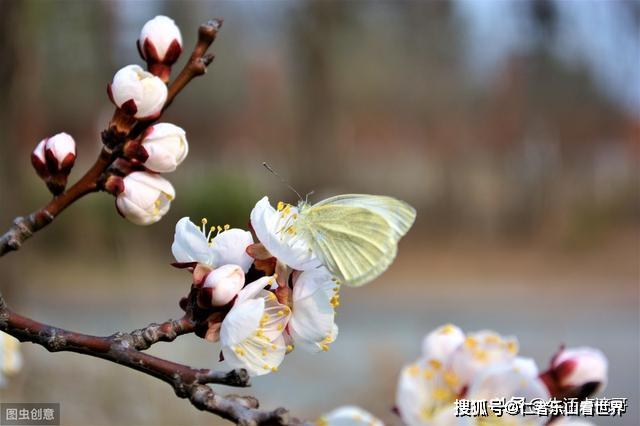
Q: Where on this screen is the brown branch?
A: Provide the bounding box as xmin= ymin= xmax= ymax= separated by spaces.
xmin=0 ymin=147 xmax=113 ymax=257
xmin=0 ymin=291 xmax=305 ymax=425
xmin=0 ymin=19 xmax=222 ymax=258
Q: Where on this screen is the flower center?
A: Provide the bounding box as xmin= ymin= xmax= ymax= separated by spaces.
xmin=200 ymin=218 xmax=230 ymax=246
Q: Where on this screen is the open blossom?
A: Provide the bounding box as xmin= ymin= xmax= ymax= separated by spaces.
xmin=250 ymin=197 xmax=321 ymax=271
xmin=108 ymin=64 xmax=167 ymax=120
xmin=140 ymin=123 xmax=188 ymax=173
xmin=317 ymin=406 xmax=384 ymax=426
xmin=0 ymin=332 xmax=23 ymax=388
xmin=462 ymin=359 xmax=549 ymax=426
xmin=448 ymin=330 xmax=519 ymax=393
xmin=201 ymin=264 xmax=245 ymax=307
xmin=219 ymin=276 xmax=291 ymax=376
xmin=287 ymin=267 xmax=339 ymax=353
xmin=171 ymin=217 xmax=253 ymax=272
xmin=116 ymin=171 xmax=175 ymax=225
xmin=138 ymin=16 xmax=182 ymax=64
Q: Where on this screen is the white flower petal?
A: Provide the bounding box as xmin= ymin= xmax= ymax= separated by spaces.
xmin=222 ymin=333 xmax=286 ymax=376
xmin=0 ymin=332 xmax=23 ymax=388
xmin=465 ymin=361 xmax=550 ymax=426
xmin=211 ymin=228 xmax=254 ymax=272
xmin=449 ymin=330 xmax=519 ymax=392
xmin=421 ymin=324 xmax=465 ymax=361
xmin=235 ymin=276 xmax=274 ymax=305
xmin=318 ymin=406 xmax=384 ymax=426
xmin=250 ymin=196 xmax=321 ymax=271
xmin=289 ymin=267 xmax=338 ymax=352
xmin=171 ymin=217 xmax=213 ymax=264
xmin=220 ymin=298 xmax=264 ymax=347
xmin=396 ymin=358 xmax=457 ymax=426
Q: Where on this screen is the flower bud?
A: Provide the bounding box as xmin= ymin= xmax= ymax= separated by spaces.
xmin=31 ymin=132 xmax=77 ymax=195
xmin=45 ymin=132 xmax=76 ymax=171
xmin=201 ymin=264 xmax=245 ymax=307
xmin=138 ymin=16 xmax=183 ymax=82
xmin=115 ymin=171 xmax=175 ymax=225
xmin=139 ymin=123 xmax=188 ymax=172
xmin=547 ymin=347 xmax=608 ymax=397
xmin=108 ymin=65 xmax=167 ymax=120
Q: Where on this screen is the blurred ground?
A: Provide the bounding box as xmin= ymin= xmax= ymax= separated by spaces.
xmin=1 ymin=227 xmax=638 ymax=425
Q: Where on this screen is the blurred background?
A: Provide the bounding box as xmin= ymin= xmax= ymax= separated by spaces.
xmin=0 ymin=0 xmax=638 ymax=425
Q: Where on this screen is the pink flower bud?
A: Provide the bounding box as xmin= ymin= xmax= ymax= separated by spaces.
xmin=138 ymin=16 xmax=183 ymax=82
xmin=44 ymin=132 xmax=76 ymax=173
xmin=115 ymin=171 xmax=175 ymax=225
xmin=108 ymin=65 xmax=167 ymax=120
xmin=140 ymin=123 xmax=188 ymax=173
xmin=31 ymin=132 xmax=77 ymax=195
xmin=202 ymin=264 xmax=245 ymax=307
xmin=551 ymin=347 xmax=608 ymax=391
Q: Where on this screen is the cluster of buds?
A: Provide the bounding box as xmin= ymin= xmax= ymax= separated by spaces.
xmin=103 ymin=16 xmax=188 ymax=226
xmin=30 ymin=16 xmax=190 ymax=225
xmin=31 ymin=132 xmax=77 ymax=195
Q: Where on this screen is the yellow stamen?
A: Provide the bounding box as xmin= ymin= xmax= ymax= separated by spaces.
xmin=428 ymin=359 xmax=442 ymax=370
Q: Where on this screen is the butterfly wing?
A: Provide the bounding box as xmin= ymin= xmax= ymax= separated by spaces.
xmin=313 ymin=194 xmax=416 ymax=241
xmin=301 ymin=203 xmax=398 ymax=287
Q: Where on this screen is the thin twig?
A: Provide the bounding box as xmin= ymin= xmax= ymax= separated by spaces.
xmin=0 ymin=291 xmax=303 ymax=425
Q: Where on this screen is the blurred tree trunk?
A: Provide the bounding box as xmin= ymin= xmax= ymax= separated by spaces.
xmin=0 ymin=0 xmax=23 ymax=300
xmin=289 ymin=1 xmax=351 ymax=193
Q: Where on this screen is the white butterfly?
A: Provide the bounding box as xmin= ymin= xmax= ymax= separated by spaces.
xmin=253 ymin=194 xmax=416 ymax=287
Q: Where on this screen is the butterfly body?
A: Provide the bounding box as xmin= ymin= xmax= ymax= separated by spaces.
xmin=294 ymin=194 xmax=416 ymax=287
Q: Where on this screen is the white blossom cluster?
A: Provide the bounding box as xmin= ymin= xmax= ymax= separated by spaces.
xmin=171 ymin=197 xmax=352 ymax=375
xmin=318 ymin=324 xmax=608 ymax=426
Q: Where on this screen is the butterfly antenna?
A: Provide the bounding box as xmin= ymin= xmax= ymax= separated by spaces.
xmin=305 ymin=190 xmax=315 ymax=204
xmin=262 ymin=162 xmax=303 ymax=201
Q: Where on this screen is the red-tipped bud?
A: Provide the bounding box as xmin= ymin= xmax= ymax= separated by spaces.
xmin=137 ymin=16 xmax=183 ymax=82
xmin=115 ymin=172 xmax=175 ymax=226
xmin=109 ymin=65 xmax=167 ymax=121
xmin=139 ymin=123 xmax=188 ymax=173
xmin=200 ymin=264 xmax=245 ymax=307
xmin=31 ymin=133 xmax=77 ymax=195
xmin=541 ymin=346 xmax=608 ymax=399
